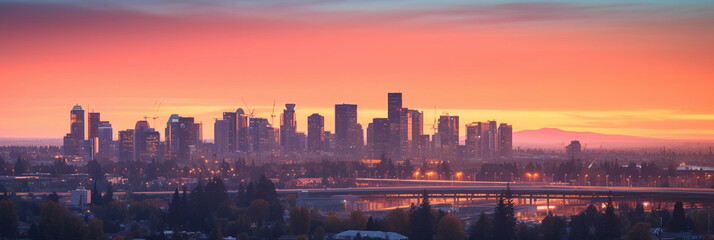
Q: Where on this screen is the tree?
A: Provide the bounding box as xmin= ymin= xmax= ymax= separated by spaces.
xmin=91 ymin=182 xmax=102 ymax=206
xmin=103 ymin=184 xmax=114 ymax=203
xmin=541 ymin=215 xmax=566 ymax=240
xmin=14 ymin=156 xmax=30 ymax=175
xmin=323 ymin=213 xmax=343 ymax=233
xmin=493 ymin=186 xmax=515 ymax=240
xmin=387 ymin=208 xmax=410 ymax=236
xmin=0 ymin=200 xmax=18 ymax=238
xmin=348 ymin=210 xmax=368 ymax=230
xmin=468 ymin=212 xmax=493 ymax=240
xmin=626 ymin=222 xmax=651 ymax=240
xmin=411 ymin=190 xmax=434 ymax=240
xmin=596 ymin=198 xmax=621 ymax=240
xmin=208 ymin=224 xmax=222 ymax=240
xmin=289 ymin=207 xmax=310 ymax=235
xmin=437 ymin=214 xmax=465 ymax=240
xmin=669 ymin=201 xmax=686 ymax=232
xmin=41 ymin=201 xmax=88 ymax=240
xmin=88 ymin=219 xmax=105 ymax=240
xmin=366 ymin=216 xmax=378 ymax=231
xmin=248 ymin=199 xmax=270 ymax=225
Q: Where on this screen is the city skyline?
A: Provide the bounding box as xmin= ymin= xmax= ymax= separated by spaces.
xmin=2 ymin=0 xmax=713 ymax=140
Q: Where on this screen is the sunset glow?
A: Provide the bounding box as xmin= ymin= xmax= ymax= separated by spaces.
xmin=1 ymin=1 xmax=713 ymax=140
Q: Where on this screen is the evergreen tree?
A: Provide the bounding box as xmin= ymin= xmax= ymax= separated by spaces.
xmin=91 ymin=182 xmax=102 ymax=206
xmin=669 ymin=201 xmax=686 ymax=232
xmin=366 ymin=216 xmax=377 ymax=231
xmin=596 ymin=198 xmax=621 ymax=240
xmin=493 ymin=185 xmax=515 ymax=240
xmin=541 ymin=214 xmax=566 ymax=240
xmin=411 ymin=190 xmax=434 ymax=240
xmin=103 ymin=183 xmax=114 ymax=203
xmin=14 ymin=156 xmax=30 ymax=175
xmin=469 ymin=212 xmax=493 ymax=240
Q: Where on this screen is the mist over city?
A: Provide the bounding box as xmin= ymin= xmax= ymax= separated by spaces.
xmin=1 ymin=0 xmax=713 ymax=240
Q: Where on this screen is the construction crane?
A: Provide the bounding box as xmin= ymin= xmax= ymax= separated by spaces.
xmin=432 ymin=105 xmax=438 ymax=134
xmin=270 ymin=100 xmax=276 ymax=127
xmin=143 ymin=101 xmax=161 ymax=127
xmin=241 ymin=97 xmax=255 ymax=118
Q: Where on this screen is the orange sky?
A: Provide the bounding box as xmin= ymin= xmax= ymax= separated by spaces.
xmin=1 ymin=1 xmax=713 ymax=140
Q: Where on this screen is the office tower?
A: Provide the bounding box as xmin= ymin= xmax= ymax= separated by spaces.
xmin=166 ymin=115 xmax=198 ymax=163
xmin=280 ymin=104 xmax=298 ymax=152
xmin=236 ymin=108 xmax=249 ymax=152
xmin=195 ymin=122 xmax=203 ymax=142
xmin=465 ymin=123 xmax=480 ymax=161
xmin=566 ymin=140 xmax=582 ymax=159
xmin=97 ymin=121 xmax=113 ymax=158
xmin=295 ymin=132 xmax=306 ymax=151
xmin=366 ymin=122 xmax=374 ymax=152
xmin=498 ymin=123 xmax=513 ymax=158
xmin=118 ymin=129 xmax=134 ymax=161
xmin=387 ymin=93 xmax=402 ymax=159
xmin=335 ymin=104 xmax=360 ymax=155
xmin=324 ymin=131 xmax=335 ymax=152
xmin=214 ymin=119 xmax=229 ymax=154
xmin=399 ymin=108 xmax=413 ymax=159
xmin=370 ymin=118 xmax=389 ymax=159
xmin=249 ymin=118 xmax=272 ymax=153
xmin=63 ymin=105 xmax=85 ymax=156
xmin=307 ymin=113 xmax=325 ymax=152
xmin=165 ymin=114 xmax=181 ymax=160
xmin=88 ymin=112 xmax=100 ymax=139
xmin=134 ymin=120 xmax=160 ymax=161
xmin=223 ymin=111 xmax=237 ymax=152
xmin=437 ymin=115 xmax=459 ymax=158
xmin=410 ymin=110 xmax=424 ymax=158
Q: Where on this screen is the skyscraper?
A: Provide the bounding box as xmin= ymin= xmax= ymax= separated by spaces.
xmin=223 ymin=111 xmax=237 ymax=152
xmin=118 ymin=129 xmax=134 ymax=162
xmin=387 ymin=93 xmax=402 ymax=159
xmin=63 ymin=105 xmax=85 ymax=156
xmin=465 ymin=122 xmax=480 ymax=161
xmin=370 ymin=118 xmax=389 ymax=159
xmin=88 ymin=112 xmax=100 ymax=140
xmin=335 ymin=104 xmax=360 ymax=156
xmin=97 ymin=121 xmax=113 ymax=159
xmin=409 ymin=109 xmax=424 ymax=158
xmin=437 ymin=115 xmax=459 ymax=159
xmin=307 ymin=113 xmax=325 ymax=152
xmin=166 ymin=115 xmax=198 ymax=163
xmin=134 ymin=120 xmax=160 ymax=162
xmin=498 ymin=123 xmax=513 ymax=159
xmin=398 ymin=108 xmax=412 ymax=159
xmin=249 ymin=118 xmax=272 ymax=153
xmin=214 ymin=119 xmax=229 ymax=154
xmin=236 ymin=109 xmax=249 ymax=152
xmin=280 ymin=104 xmax=298 ymax=152
xmin=566 ymin=140 xmax=581 ymax=159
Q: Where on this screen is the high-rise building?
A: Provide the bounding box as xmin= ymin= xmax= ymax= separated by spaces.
xmin=249 ymin=118 xmax=272 ymax=153
xmin=118 ymin=129 xmax=134 ymax=162
xmin=498 ymin=123 xmax=512 ymax=158
xmin=166 ymin=115 xmax=198 ymax=163
xmin=566 ymin=140 xmax=581 ymax=159
xmin=398 ymin=108 xmax=412 ymax=159
xmin=236 ymin=108 xmax=249 ymax=152
xmin=335 ymin=104 xmax=360 ymax=156
xmin=97 ymin=121 xmax=113 ymax=158
xmin=63 ymin=105 xmax=85 ymax=156
xmin=307 ymin=113 xmax=325 ymax=152
xmin=280 ymin=104 xmax=298 ymax=152
xmin=387 ymin=93 xmax=402 ymax=159
xmin=465 ymin=122 xmax=480 ymax=161
xmin=410 ymin=110 xmax=424 ymax=158
xmin=324 ymin=131 xmax=335 ymax=152
xmin=477 ymin=121 xmax=498 ymax=161
xmin=223 ymin=111 xmax=237 ymax=152
xmin=370 ymin=118 xmax=389 ymax=159
xmin=88 ymin=112 xmax=100 ymax=140
xmin=214 ymin=119 xmax=229 ymax=154
xmin=437 ymin=115 xmax=459 ymax=159
xmin=134 ymin=120 xmax=160 ymax=162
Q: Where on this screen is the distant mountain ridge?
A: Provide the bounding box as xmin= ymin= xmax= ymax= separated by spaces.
xmin=513 ymin=128 xmax=704 ymax=148
xmin=0 ymin=138 xmax=62 ymax=146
